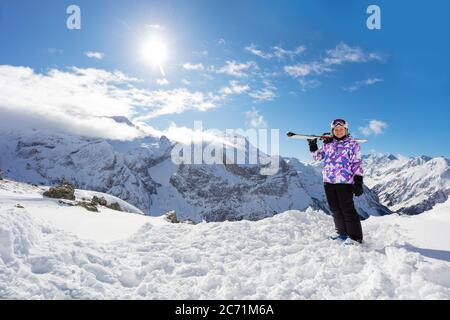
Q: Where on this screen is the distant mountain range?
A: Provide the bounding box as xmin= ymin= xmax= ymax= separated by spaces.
xmin=0 ymin=120 xmax=391 ymax=222
xmin=1 ymin=117 xmax=447 ymax=220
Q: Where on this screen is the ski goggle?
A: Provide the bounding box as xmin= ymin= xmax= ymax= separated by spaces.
xmin=331 ymin=119 xmax=348 ymax=129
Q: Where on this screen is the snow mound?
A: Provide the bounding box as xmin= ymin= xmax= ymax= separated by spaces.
xmin=0 ymin=180 xmax=159 ymax=243
xmin=1 ymin=196 xmax=449 ymax=299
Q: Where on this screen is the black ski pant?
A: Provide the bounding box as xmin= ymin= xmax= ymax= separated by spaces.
xmin=324 ymin=183 xmax=363 ymax=242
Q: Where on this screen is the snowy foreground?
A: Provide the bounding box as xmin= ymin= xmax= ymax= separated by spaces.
xmin=0 ymin=180 xmax=449 ymax=299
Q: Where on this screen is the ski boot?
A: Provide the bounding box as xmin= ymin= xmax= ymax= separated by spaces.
xmin=343 ymin=238 xmax=363 ymax=246
xmin=328 ymin=233 xmax=348 ymax=241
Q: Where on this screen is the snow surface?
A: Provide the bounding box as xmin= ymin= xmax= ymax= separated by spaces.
xmin=365 ymin=200 xmax=450 ymax=254
xmin=1 ymin=180 xmax=449 ymax=299
xmin=0 ymin=180 xmax=151 ymax=243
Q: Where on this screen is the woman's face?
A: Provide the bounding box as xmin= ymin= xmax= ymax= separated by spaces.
xmin=333 ymin=125 xmax=346 ymax=138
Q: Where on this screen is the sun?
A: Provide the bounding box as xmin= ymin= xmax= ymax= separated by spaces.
xmin=140 ymin=35 xmax=168 ymax=76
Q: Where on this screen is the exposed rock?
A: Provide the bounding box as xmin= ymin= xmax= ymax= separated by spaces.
xmin=58 ymin=198 xmax=99 ymax=212
xmin=43 ymin=183 xmax=75 ymax=200
xmin=92 ymin=196 xmax=107 ymax=206
xmin=78 ymin=201 xmax=99 ymax=212
xmin=107 ymin=202 xmax=122 ymax=212
xmin=164 ymin=210 xmax=179 ymax=223
xmin=58 ymin=200 xmax=75 ymax=207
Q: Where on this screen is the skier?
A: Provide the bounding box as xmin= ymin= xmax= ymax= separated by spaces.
xmin=308 ymin=119 xmax=364 ymax=245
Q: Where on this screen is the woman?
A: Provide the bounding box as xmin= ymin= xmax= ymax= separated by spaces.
xmin=308 ymin=118 xmax=364 ymax=245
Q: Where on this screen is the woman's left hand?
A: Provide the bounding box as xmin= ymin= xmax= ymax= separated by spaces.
xmin=353 ymin=175 xmax=364 ymax=196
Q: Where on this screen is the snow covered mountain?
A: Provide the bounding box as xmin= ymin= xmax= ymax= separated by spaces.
xmin=363 ymin=153 xmax=450 ymax=214
xmin=0 ymin=126 xmax=390 ymax=222
xmin=1 ymin=179 xmax=448 ymax=299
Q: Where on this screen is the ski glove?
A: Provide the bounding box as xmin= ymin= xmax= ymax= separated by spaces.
xmin=353 ymin=175 xmax=364 ymax=197
xmin=320 ymin=132 xmax=333 ymax=144
xmin=308 ymin=138 xmax=318 ymax=152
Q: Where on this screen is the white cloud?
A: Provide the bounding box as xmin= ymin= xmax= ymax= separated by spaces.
xmin=215 ymin=60 xmax=258 ymax=77
xmin=344 ymin=77 xmax=383 ymax=92
xmin=344 ymin=85 xmax=359 ymax=93
xmin=182 ymin=62 xmax=204 ymax=71
xmin=70 ymin=67 xmax=142 ymax=83
xmin=283 ymin=42 xmax=384 ymax=91
xmin=245 ymin=44 xmax=273 ymax=59
xmin=324 ymin=44 xmax=365 ymax=65
xmin=324 ymin=43 xmax=382 ymax=65
xmin=273 ymin=45 xmax=306 ymax=59
xmin=181 ymin=78 xmax=191 ymax=85
xmin=146 ymin=24 xmax=165 ymax=30
xmin=220 ymin=80 xmax=250 ymax=96
xmin=284 ymin=62 xmax=332 ymax=78
xmin=0 ymin=65 xmax=142 ymax=139
xmin=156 ymin=78 xmax=169 ymax=86
xmin=368 ymin=53 xmax=384 ymax=62
xmin=359 ymin=120 xmax=388 ymax=136
xmin=248 ymin=81 xmax=277 ymax=102
xmin=218 ymin=38 xmax=226 ymax=45
xmin=0 ymin=108 xmax=143 ymax=141
xmin=85 ymin=51 xmax=105 ymax=60
xmin=245 ymin=44 xmax=306 ymax=60
xmin=244 ymin=107 xmax=268 ymax=128
xmin=298 ymin=79 xmax=321 ymax=91
xmin=0 ymin=65 xmax=220 ymax=139
xmin=260 ymin=71 xmax=281 ymax=78
xmin=365 ymin=78 xmax=383 ymax=85
xmin=133 ymin=121 xmax=237 ymax=148
xmin=132 ymin=89 xmax=219 ymax=122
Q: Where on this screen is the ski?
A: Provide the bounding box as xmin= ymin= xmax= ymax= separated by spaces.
xmin=286 ymin=132 xmax=368 ymax=143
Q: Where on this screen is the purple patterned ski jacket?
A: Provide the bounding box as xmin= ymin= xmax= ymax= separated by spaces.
xmin=312 ymin=136 xmax=363 ymax=184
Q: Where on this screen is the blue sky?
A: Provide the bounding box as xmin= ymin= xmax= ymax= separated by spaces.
xmin=0 ymin=0 xmax=449 ymax=161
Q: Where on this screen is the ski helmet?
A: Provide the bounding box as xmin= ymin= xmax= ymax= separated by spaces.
xmin=330 ymin=118 xmax=349 ymax=129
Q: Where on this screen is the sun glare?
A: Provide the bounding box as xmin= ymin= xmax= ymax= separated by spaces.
xmin=141 ymin=35 xmax=168 ymax=76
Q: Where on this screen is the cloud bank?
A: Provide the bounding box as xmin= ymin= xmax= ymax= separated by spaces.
xmin=0 ymin=65 xmax=220 ymax=140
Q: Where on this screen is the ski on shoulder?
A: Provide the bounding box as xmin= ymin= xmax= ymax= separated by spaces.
xmin=286 ymin=132 xmax=368 ymax=143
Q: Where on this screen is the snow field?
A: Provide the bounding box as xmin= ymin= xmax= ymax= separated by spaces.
xmin=1 ymin=201 xmax=449 ymax=299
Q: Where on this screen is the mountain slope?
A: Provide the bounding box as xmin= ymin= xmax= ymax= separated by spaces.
xmin=0 ymin=179 xmax=448 ymax=299
xmin=363 ymin=153 xmax=450 ymax=214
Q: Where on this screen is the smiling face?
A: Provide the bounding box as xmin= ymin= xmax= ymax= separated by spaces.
xmin=333 ymin=125 xmax=347 ymax=138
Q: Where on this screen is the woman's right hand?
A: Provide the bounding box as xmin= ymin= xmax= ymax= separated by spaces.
xmin=308 ymin=138 xmax=318 ymax=152
xmin=320 ymin=132 xmax=333 ymax=144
